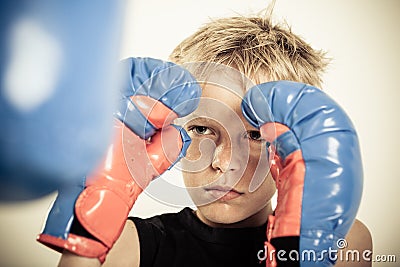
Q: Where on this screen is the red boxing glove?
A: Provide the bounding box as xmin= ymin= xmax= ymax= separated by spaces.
xmin=37 ymin=58 xmax=200 ymax=262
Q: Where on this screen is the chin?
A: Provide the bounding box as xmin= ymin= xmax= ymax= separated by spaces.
xmin=198 ymin=201 xmax=251 ymax=225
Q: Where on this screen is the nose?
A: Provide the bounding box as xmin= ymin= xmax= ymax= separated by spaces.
xmin=211 ymin=141 xmax=242 ymax=173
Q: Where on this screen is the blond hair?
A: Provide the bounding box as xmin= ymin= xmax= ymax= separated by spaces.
xmin=169 ymin=14 xmax=329 ymax=88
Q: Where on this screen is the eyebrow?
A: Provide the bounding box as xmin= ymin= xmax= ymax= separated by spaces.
xmin=185 ymin=116 xmax=216 ymax=125
xmin=184 ymin=116 xmax=260 ymax=133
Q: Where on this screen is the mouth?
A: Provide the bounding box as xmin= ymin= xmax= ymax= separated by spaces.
xmin=204 ymin=185 xmax=243 ymax=201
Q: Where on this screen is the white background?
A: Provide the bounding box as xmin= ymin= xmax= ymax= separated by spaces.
xmin=0 ymin=1 xmax=399 ymax=266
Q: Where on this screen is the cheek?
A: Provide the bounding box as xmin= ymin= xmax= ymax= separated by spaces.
xmin=253 ymin=172 xmax=276 ymax=203
xmin=181 ymin=138 xmax=214 ymax=189
xmin=182 ymin=170 xmax=203 ymax=188
xmin=184 ymin=138 xmax=201 ymax=161
xmin=182 ymin=170 xmax=216 ymax=207
xmin=243 ymin=143 xmax=276 ymax=207
xmin=181 ymin=136 xmax=216 ymax=174
xmin=241 ymin=173 xmax=276 ymax=216
xmin=239 ymin=142 xmax=271 ymax=191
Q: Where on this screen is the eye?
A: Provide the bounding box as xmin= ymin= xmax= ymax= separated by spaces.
xmin=246 ymin=130 xmax=263 ymax=142
xmin=189 ymin=126 xmax=213 ymax=136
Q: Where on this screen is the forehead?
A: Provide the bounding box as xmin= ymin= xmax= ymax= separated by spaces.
xmin=199 ymin=83 xmax=242 ymax=114
xmin=193 ymin=63 xmax=255 ymax=110
xmin=184 ymin=61 xmax=256 ymax=94
xmin=178 ymin=62 xmax=260 ymax=128
xmin=182 ymin=84 xmax=255 ymax=131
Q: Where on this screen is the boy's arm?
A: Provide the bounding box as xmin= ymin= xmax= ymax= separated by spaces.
xmin=58 ymin=251 xmax=100 ymax=267
xmin=58 ymin=220 xmax=140 ymax=267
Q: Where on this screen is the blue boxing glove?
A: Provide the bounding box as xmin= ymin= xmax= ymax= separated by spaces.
xmin=0 ymin=0 xmax=124 ymax=200
xmin=242 ymin=81 xmax=363 ymax=266
xmin=37 ymin=58 xmax=201 ymax=262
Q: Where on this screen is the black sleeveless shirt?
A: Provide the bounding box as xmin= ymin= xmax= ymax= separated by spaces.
xmin=129 ymin=208 xmax=267 ymax=267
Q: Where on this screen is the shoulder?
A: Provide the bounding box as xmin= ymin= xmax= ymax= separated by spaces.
xmin=125 ymin=209 xmax=192 ymax=267
xmin=335 ymin=219 xmax=372 ymax=267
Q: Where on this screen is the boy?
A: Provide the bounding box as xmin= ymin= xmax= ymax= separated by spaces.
xmin=43 ymin=14 xmax=372 ymax=267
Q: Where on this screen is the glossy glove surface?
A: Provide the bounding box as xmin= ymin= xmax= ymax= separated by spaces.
xmin=37 ymin=58 xmax=200 ymax=262
xmin=242 ymin=81 xmax=363 ymax=266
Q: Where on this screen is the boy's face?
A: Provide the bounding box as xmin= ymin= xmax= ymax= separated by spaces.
xmin=179 ymin=67 xmax=276 ymax=227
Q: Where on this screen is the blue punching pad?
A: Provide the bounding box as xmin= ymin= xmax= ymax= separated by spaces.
xmin=0 ymin=0 xmax=125 ymax=200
